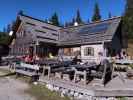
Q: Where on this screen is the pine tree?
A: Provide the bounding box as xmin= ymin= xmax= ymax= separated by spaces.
xmin=88 ymin=18 xmax=90 ymax=23
xmin=18 ymin=10 xmax=24 ymax=15
xmin=92 ymin=2 xmax=101 ymax=22
xmin=67 ymin=22 xmax=73 ymax=26
xmin=123 ymin=0 xmax=133 ymax=39
xmin=0 ymin=32 xmax=9 ymax=45
xmin=65 ymin=22 xmax=69 ymax=27
xmin=72 ymin=18 xmax=76 ymax=25
xmin=6 ymin=24 xmax=11 ymax=33
xmin=11 ymin=21 xmax=16 ymax=31
xmin=108 ymin=12 xmax=112 ymax=18
xmin=76 ymin=9 xmax=83 ymax=24
xmin=44 ymin=19 xmax=48 ymax=23
xmin=65 ymin=20 xmax=73 ymax=27
xmin=3 ymin=27 xmax=6 ymax=33
xmin=50 ymin=12 xmax=60 ymax=26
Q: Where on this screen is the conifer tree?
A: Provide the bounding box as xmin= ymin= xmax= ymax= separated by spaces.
xmin=123 ymin=0 xmax=133 ymax=39
xmin=50 ymin=12 xmax=60 ymax=26
xmin=108 ymin=12 xmax=112 ymax=18
xmin=3 ymin=27 xmax=6 ymax=33
xmin=6 ymin=24 xmax=12 ymax=33
xmin=72 ymin=18 xmax=76 ymax=25
xmin=18 ymin=10 xmax=24 ymax=15
xmin=92 ymin=2 xmax=101 ymax=22
xmin=76 ymin=9 xmax=83 ymax=24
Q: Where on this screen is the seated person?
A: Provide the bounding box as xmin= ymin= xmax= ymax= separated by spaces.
xmin=96 ymin=52 xmax=105 ymax=71
xmin=49 ymin=53 xmax=54 ymax=59
xmin=72 ymin=55 xmax=82 ymax=64
xmin=121 ymin=51 xmax=128 ymax=59
xmin=25 ymin=55 xmax=33 ymax=64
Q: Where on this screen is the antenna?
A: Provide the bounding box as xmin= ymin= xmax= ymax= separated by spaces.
xmin=9 ymin=31 xmax=13 ymax=36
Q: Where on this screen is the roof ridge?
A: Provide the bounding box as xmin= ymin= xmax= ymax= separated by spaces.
xmin=63 ymin=16 xmax=121 ymax=29
xmin=18 ymin=12 xmax=121 ymax=30
xmin=18 ymin=13 xmax=61 ymax=28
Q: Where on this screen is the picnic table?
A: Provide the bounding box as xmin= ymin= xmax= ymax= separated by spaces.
xmin=115 ymin=59 xmax=133 ymax=77
xmin=115 ymin=59 xmax=133 ymax=65
xmin=71 ymin=60 xmax=113 ymax=85
xmin=70 ymin=62 xmax=97 ymax=71
xmin=42 ymin=60 xmax=72 ymax=78
xmin=15 ymin=62 xmax=40 ymax=82
xmin=114 ymin=59 xmax=133 ymax=72
xmin=70 ymin=63 xmax=97 ymax=84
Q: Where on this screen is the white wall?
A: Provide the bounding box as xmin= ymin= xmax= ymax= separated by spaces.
xmin=81 ymin=44 xmax=104 ymax=62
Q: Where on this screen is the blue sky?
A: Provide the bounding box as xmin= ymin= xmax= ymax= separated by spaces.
xmin=0 ymin=0 xmax=125 ymax=31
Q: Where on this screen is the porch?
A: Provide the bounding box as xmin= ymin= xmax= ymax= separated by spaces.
xmin=39 ymin=73 xmax=133 ymax=97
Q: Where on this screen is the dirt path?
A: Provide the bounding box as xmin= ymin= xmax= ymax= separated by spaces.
xmin=0 ymin=77 xmax=35 ymax=100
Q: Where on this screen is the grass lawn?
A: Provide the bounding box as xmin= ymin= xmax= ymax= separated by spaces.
xmin=0 ymin=70 xmax=70 ymax=100
xmin=117 ymin=97 xmax=128 ymax=100
xmin=25 ymin=84 xmax=70 ymax=100
xmin=0 ymin=68 xmax=14 ymax=77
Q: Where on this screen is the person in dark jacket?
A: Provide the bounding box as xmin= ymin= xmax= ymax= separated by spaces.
xmin=72 ymin=56 xmax=81 ymax=64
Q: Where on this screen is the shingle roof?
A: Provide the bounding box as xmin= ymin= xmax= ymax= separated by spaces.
xmin=59 ymin=17 xmax=121 ymax=46
xmin=17 ymin=14 xmax=60 ymax=44
xmin=14 ymin=13 xmax=121 ymax=46
xmin=19 ymin=13 xmax=61 ymax=28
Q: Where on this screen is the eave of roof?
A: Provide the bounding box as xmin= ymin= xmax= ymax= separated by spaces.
xmin=58 ymin=40 xmax=111 ymax=46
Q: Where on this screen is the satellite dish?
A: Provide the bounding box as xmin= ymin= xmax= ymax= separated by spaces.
xmin=74 ymin=22 xmax=78 ymax=26
xmin=9 ymin=31 xmax=13 ymax=36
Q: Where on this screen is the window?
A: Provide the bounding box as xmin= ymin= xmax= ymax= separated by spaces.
xmin=84 ymin=47 xmax=94 ymax=56
xmin=20 ymin=31 xmax=23 ymax=37
xmin=17 ymin=30 xmax=25 ymax=37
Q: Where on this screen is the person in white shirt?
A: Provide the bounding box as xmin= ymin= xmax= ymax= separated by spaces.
xmin=97 ymin=52 xmax=104 ymax=65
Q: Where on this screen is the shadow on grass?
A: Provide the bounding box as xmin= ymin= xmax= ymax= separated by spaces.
xmin=0 ymin=72 xmax=16 ymax=77
xmin=25 ymin=84 xmax=70 ymax=100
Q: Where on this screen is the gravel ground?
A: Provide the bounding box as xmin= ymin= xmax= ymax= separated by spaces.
xmin=0 ymin=71 xmax=5 ymax=75
xmin=0 ymin=77 xmax=35 ymax=100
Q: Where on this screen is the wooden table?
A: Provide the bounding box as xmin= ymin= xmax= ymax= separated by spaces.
xmin=115 ymin=59 xmax=133 ymax=65
xmin=70 ymin=63 xmax=97 ymax=84
xmin=115 ymin=59 xmax=133 ymax=71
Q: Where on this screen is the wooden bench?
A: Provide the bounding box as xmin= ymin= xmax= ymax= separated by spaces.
xmin=9 ymin=62 xmax=16 ymax=72
xmin=73 ymin=60 xmax=114 ymax=85
xmin=90 ymin=59 xmax=114 ymax=86
xmin=73 ymin=63 xmax=96 ymax=85
xmin=41 ymin=60 xmax=74 ymax=79
xmin=42 ymin=65 xmax=65 ymax=79
xmin=74 ymin=70 xmax=88 ymax=84
xmin=16 ymin=62 xmax=40 ymax=82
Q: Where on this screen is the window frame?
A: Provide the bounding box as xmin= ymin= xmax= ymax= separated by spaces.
xmin=84 ymin=47 xmax=94 ymax=56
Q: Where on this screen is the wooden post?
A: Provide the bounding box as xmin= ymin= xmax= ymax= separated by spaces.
xmin=84 ymin=70 xmax=87 ymax=85
xmin=102 ymin=41 xmax=107 ymax=57
xmin=102 ymin=60 xmax=107 ymax=85
xmin=42 ymin=66 xmax=45 ymax=77
xmin=74 ymin=69 xmax=77 ymax=83
xmin=48 ymin=67 xmax=51 ymax=79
